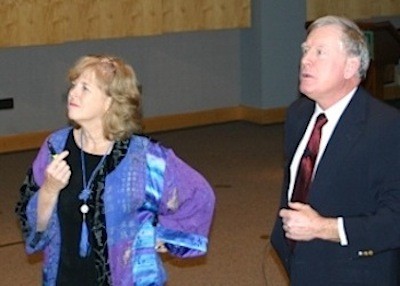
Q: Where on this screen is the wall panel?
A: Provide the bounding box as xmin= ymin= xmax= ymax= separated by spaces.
xmin=162 ymin=0 xmax=250 ymax=32
xmin=307 ymin=0 xmax=400 ymax=21
xmin=0 ymin=0 xmax=250 ymax=47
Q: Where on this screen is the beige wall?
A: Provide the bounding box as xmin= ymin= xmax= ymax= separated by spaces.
xmin=3 ymin=1 xmax=398 ymax=48
xmin=0 ymin=0 xmax=250 ymax=48
xmin=307 ymin=0 xmax=400 ymax=21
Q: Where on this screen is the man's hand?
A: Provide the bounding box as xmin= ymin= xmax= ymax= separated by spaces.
xmin=280 ymin=202 xmax=340 ymax=242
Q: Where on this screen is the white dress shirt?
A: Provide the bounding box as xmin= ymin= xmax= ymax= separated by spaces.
xmin=288 ymin=88 xmax=357 ymax=246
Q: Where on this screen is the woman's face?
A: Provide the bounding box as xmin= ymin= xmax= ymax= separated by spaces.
xmin=67 ymin=69 xmax=112 ymax=127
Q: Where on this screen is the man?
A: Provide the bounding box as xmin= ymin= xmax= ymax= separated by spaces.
xmin=271 ymin=15 xmax=400 ymax=285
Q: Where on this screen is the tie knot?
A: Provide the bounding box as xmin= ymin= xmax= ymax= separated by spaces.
xmin=315 ymin=113 xmax=328 ymax=129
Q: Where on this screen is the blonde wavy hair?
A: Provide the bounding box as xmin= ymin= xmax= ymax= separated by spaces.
xmin=68 ymin=54 xmax=142 ymax=141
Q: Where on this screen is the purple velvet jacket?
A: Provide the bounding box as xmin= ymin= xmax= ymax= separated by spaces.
xmin=16 ymin=127 xmax=215 ymax=285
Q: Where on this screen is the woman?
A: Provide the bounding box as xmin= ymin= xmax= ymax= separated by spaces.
xmin=15 ymin=54 xmax=215 ymax=285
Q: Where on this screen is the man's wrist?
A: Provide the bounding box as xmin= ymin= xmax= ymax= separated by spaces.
xmin=317 ymin=217 xmax=341 ymax=242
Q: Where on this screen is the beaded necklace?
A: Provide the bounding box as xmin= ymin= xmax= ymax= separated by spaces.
xmin=78 ymin=132 xmax=113 ymax=257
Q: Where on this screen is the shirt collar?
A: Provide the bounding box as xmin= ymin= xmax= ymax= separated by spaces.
xmin=314 ymin=87 xmax=357 ymax=123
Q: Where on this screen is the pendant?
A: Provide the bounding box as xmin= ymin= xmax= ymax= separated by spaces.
xmin=79 ymin=188 xmax=91 ymax=201
xmin=80 ymin=204 xmax=89 ymax=214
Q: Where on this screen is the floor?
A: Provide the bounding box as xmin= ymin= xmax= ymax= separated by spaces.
xmin=0 ymin=121 xmax=289 ymax=286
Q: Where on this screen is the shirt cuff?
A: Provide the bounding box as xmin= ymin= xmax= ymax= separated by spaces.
xmin=337 ymin=217 xmax=348 ymax=246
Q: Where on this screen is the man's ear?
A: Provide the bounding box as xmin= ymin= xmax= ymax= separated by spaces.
xmin=344 ymin=57 xmax=360 ymax=79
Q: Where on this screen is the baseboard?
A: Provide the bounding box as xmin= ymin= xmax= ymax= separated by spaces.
xmin=0 ymin=130 xmax=52 ymax=154
xmin=0 ymin=105 xmax=286 ymax=154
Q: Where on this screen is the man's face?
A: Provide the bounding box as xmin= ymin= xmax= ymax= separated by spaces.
xmin=299 ymin=25 xmax=353 ymax=105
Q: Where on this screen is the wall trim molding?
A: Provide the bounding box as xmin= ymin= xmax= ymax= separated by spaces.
xmin=0 ymin=105 xmax=286 ymax=154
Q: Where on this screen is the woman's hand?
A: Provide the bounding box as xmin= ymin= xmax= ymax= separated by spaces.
xmin=37 ymin=150 xmax=71 ymax=231
xmin=42 ymin=150 xmax=71 ymax=195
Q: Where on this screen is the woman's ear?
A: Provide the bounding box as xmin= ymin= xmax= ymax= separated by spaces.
xmin=104 ymin=95 xmax=113 ymax=112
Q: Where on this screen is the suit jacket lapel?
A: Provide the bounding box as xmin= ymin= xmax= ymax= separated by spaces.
xmin=287 ymin=100 xmax=315 ymax=163
xmin=310 ymin=88 xmax=367 ymax=197
xmin=280 ymin=98 xmax=314 ymax=207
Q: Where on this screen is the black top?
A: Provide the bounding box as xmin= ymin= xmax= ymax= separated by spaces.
xmin=56 ymin=131 xmax=101 ymax=286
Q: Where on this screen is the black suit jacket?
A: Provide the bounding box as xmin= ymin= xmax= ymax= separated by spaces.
xmin=271 ymin=87 xmax=400 ymax=285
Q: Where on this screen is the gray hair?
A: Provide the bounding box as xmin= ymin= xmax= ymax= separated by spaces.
xmin=308 ymin=15 xmax=370 ymax=79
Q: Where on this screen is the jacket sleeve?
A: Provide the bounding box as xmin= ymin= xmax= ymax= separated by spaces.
xmin=156 ymin=149 xmax=215 ymax=258
xmin=342 ymin=113 xmax=400 ymax=256
xmin=15 ymin=140 xmax=59 ymax=254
